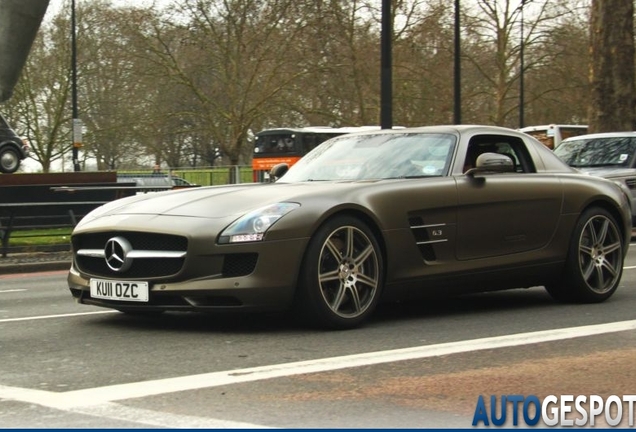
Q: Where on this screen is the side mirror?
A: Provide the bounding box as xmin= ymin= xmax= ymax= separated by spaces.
xmin=269 ymin=163 xmax=289 ymax=182
xmin=466 ymin=152 xmax=514 ymax=176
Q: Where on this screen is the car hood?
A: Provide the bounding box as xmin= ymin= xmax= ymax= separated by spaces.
xmin=577 ymin=167 xmax=636 ymax=179
xmin=81 ymin=181 xmax=366 ymax=223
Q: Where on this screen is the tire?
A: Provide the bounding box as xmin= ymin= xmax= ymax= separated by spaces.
xmin=545 ymin=207 xmax=624 ymax=303
xmin=295 ymin=215 xmax=384 ymax=329
xmin=0 ymin=146 xmax=21 ymax=174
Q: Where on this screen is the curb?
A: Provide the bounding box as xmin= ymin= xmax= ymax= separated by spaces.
xmin=0 ymin=260 xmax=71 ymax=275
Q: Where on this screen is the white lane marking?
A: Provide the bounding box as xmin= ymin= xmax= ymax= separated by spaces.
xmin=73 ymin=403 xmax=271 ymax=428
xmin=1 ymin=319 xmax=635 ymax=412
xmin=0 ymin=386 xmax=267 ymax=428
xmin=0 ymin=310 xmax=117 ymax=323
xmin=2 ymin=319 xmax=635 ymax=427
xmin=0 ymin=289 xmax=27 ymax=293
xmin=624 ymin=265 xmax=636 ymax=269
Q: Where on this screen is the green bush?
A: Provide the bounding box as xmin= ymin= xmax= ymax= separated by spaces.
xmin=9 ymin=228 xmax=72 ymax=246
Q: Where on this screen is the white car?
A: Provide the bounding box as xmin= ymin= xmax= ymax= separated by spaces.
xmin=555 ymin=131 xmax=636 ymax=228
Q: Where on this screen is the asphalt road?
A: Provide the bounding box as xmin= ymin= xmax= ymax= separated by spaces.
xmin=2 ymin=247 xmax=636 ymax=428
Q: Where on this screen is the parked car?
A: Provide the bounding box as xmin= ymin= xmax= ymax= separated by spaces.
xmin=554 ymin=132 xmax=636 ymax=227
xmin=0 ymin=113 xmax=29 ymax=174
xmin=117 ymin=173 xmax=195 ymax=192
xmin=67 ymin=125 xmax=631 ymax=329
xmin=170 ymin=175 xmax=196 ymax=188
xmin=519 ymin=124 xmax=588 ymax=150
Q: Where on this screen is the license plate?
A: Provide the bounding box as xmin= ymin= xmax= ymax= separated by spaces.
xmin=90 ymin=278 xmax=149 ymax=302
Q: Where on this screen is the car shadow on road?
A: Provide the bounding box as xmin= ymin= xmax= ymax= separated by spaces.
xmin=84 ymin=309 xmax=297 ymax=334
xmin=79 ymin=286 xmax=578 ymax=334
xmin=373 ymin=286 xmax=559 ymax=322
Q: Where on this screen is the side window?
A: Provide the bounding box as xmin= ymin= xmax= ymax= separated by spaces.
xmin=502 ymin=138 xmax=536 ymax=173
xmin=494 ymin=142 xmax=520 ymax=172
xmin=464 ymin=136 xmax=535 ymax=173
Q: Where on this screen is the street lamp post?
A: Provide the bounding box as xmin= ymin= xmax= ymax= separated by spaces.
xmin=380 ymin=0 xmax=392 ymax=129
xmin=519 ymin=0 xmax=525 ymax=129
xmin=454 ymin=0 xmax=461 ymax=124
xmin=71 ymin=0 xmax=81 ymax=171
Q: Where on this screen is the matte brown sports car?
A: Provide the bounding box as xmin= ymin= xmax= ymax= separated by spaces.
xmin=67 ymin=125 xmax=632 ymax=329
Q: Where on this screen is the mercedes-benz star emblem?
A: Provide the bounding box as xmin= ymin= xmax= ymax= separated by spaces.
xmin=104 ymin=236 xmax=133 ymax=272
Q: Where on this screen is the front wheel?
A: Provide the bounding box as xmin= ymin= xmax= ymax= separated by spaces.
xmin=545 ymin=207 xmax=624 ymax=303
xmin=295 ymin=215 xmax=384 ymax=329
xmin=0 ymin=146 xmax=21 ymax=174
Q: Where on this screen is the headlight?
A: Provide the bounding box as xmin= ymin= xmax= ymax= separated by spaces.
xmin=218 ymin=202 xmax=300 ymax=244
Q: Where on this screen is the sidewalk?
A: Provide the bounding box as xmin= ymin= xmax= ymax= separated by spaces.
xmin=0 ymin=251 xmax=72 ymax=274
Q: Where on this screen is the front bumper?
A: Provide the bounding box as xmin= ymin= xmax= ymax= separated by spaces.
xmin=68 ymin=236 xmax=309 ymax=313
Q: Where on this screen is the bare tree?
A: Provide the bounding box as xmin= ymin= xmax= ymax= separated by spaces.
xmin=588 ymin=0 xmax=635 ymax=132
xmin=130 ymin=0 xmax=309 ymax=168
xmin=5 ymin=12 xmax=73 ymax=172
xmin=10 ymin=0 xmax=622 ymax=174
xmin=461 ymin=0 xmax=574 ymax=127
xmin=523 ymin=4 xmax=589 ymax=125
xmin=77 ymin=1 xmax=153 ymax=170
xmin=390 ymin=0 xmax=456 ymax=125
xmin=282 ymin=0 xmax=383 ymax=126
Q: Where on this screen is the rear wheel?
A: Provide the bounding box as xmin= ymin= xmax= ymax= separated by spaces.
xmin=295 ymin=215 xmax=383 ymax=329
xmin=0 ymin=146 xmax=20 ymax=174
xmin=546 ymin=207 xmax=624 ymax=303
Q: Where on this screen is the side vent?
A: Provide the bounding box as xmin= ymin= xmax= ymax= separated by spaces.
xmin=408 ymin=216 xmax=448 ymax=262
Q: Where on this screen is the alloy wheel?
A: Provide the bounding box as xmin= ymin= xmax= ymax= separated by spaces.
xmin=577 ymin=214 xmax=622 ymax=294
xmin=317 ymin=225 xmax=380 ymax=318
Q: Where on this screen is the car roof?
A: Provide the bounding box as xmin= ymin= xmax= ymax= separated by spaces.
xmin=341 ymin=124 xmax=532 ymax=137
xmin=257 ymin=126 xmax=406 ymax=135
xmin=259 ymin=125 xmax=535 ymax=139
xmin=561 ymin=131 xmax=636 ymax=142
xmin=519 ymin=124 xmax=587 ymax=130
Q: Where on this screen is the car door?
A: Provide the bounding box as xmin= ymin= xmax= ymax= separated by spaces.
xmin=455 ymin=136 xmax=563 ymax=261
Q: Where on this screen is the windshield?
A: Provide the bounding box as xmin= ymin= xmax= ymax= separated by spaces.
xmin=254 ymin=134 xmax=297 ymax=155
xmin=554 ymin=136 xmax=636 ymax=168
xmin=278 ymin=132 xmax=456 ymax=182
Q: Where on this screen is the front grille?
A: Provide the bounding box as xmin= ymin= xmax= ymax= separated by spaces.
xmin=77 ymin=255 xmax=185 ymax=278
xmin=73 ymin=231 xmax=187 ymax=279
xmin=73 ymin=231 xmax=187 ymax=251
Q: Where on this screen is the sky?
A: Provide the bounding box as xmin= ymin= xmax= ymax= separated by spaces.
xmin=44 ymin=0 xmax=167 ymax=20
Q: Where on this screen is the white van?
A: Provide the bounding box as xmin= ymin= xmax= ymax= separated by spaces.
xmin=519 ymin=124 xmax=588 ymax=150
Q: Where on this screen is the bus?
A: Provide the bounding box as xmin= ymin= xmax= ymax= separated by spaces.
xmin=519 ymin=124 xmax=588 ymax=150
xmin=252 ymin=126 xmax=393 ymax=181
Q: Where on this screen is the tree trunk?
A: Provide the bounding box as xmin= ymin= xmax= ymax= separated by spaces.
xmin=588 ymin=0 xmax=636 ymax=133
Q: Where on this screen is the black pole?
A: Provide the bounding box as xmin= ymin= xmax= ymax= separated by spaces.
xmin=380 ymin=0 xmax=392 ymax=129
xmin=71 ymin=0 xmax=80 ymax=171
xmin=453 ymin=0 xmax=461 ymax=124
xmin=519 ymin=0 xmax=525 ymax=128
